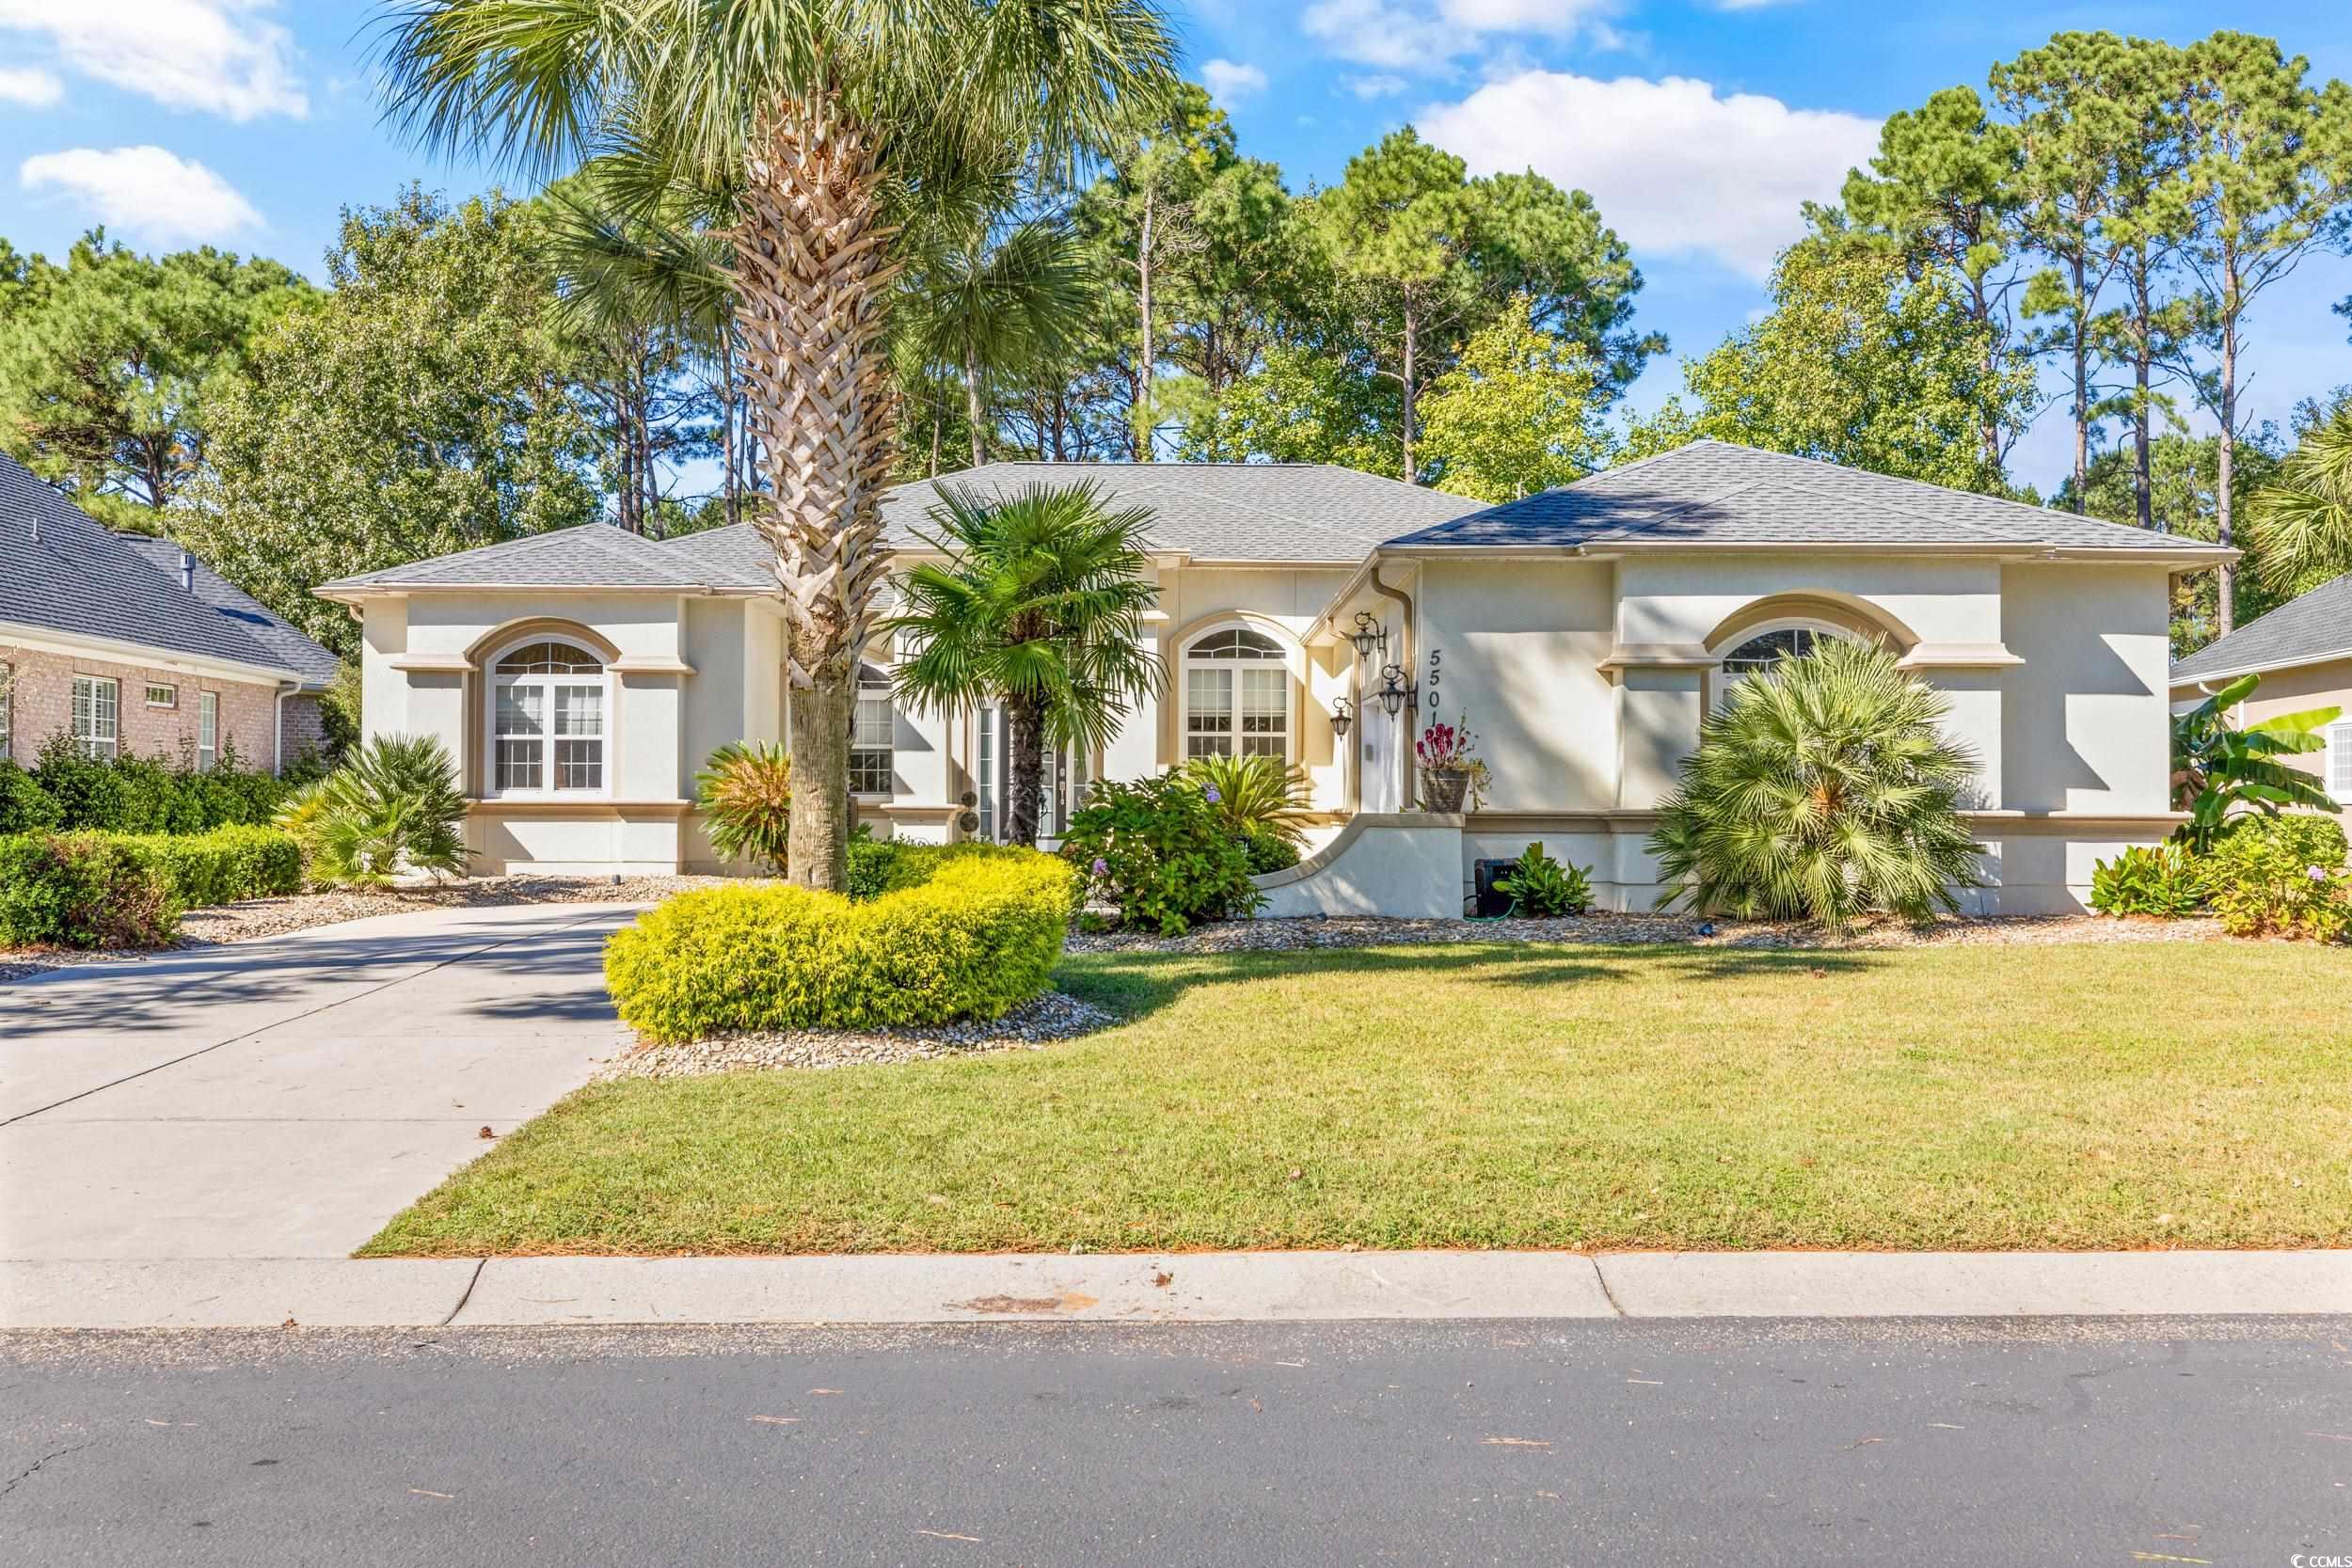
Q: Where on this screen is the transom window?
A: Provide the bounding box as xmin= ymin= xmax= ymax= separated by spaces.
xmin=1720 ymin=625 xmax=1843 ymax=676
xmin=489 ymin=638 xmax=606 ymax=795
xmin=71 ymin=674 xmax=119 ymax=760
xmin=145 ymin=682 xmax=177 ymax=709
xmin=850 ymin=667 xmax=894 ymax=797
xmin=1183 ymin=625 xmax=1290 ymax=760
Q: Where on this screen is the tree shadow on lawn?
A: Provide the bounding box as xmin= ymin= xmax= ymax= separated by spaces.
xmin=1056 ymin=939 xmax=1884 ymax=1028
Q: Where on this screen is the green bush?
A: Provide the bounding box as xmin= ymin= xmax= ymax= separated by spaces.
xmin=25 ymin=734 xmax=291 ymax=832
xmin=1241 ymin=825 xmax=1301 ymax=875
xmin=2089 ymin=842 xmax=2207 ymax=918
xmin=1059 ymin=770 xmax=1263 ymax=936
xmin=0 ymin=832 xmax=180 ymax=948
xmin=281 ymin=735 xmax=467 ymax=886
xmin=0 ymin=760 xmax=64 ymax=834
xmin=129 ymin=824 xmax=306 ymax=908
xmin=1180 ymin=752 xmax=1310 ymax=847
xmin=845 ymin=825 xmax=909 ymax=900
xmin=2201 ymin=815 xmax=2352 ymax=942
xmin=1492 ymin=842 xmax=1594 ymax=916
xmin=604 ymin=845 xmax=1082 ymax=1041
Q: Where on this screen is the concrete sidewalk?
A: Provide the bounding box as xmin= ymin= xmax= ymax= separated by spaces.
xmin=6 ymin=1249 xmax=2347 ymax=1328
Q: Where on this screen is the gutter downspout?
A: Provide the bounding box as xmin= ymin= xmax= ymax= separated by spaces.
xmin=274 ymin=682 xmax=299 ymax=777
xmin=1370 ymin=560 xmax=1416 ymax=810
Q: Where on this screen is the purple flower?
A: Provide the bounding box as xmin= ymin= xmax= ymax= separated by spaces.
xmin=1204 ymin=784 xmax=1222 ymax=803
xmin=2309 ymin=864 xmax=2328 ymax=882
xmin=1091 ymin=856 xmax=1110 ymax=878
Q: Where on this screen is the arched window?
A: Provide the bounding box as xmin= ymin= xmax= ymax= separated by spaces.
xmin=1718 ymin=622 xmax=1851 ymax=679
xmin=1182 ymin=624 xmax=1290 ymax=760
xmin=488 ymin=638 xmax=607 ymax=796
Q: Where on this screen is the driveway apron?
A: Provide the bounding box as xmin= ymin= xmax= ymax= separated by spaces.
xmin=0 ymin=903 xmax=638 ymax=1260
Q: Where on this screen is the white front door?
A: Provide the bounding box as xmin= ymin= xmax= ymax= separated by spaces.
xmin=1361 ymin=698 xmax=1401 ymax=814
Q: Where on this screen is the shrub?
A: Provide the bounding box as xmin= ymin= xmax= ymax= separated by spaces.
xmin=696 ymin=740 xmax=792 ymax=873
xmin=2089 ymin=842 xmax=2207 ymax=918
xmin=1240 ymin=825 xmax=1301 ymax=875
xmin=1060 ymin=770 xmax=1262 ymax=936
xmin=604 ymin=845 xmax=1081 ymax=1040
xmin=1180 ymin=752 xmax=1310 ymax=847
xmin=131 ymin=824 xmax=306 ymax=907
xmin=1648 ymin=640 xmax=1985 ymax=930
xmin=282 ymin=735 xmax=468 ymax=886
xmin=0 ymin=832 xmax=179 ymax=948
xmin=1492 ymin=842 xmax=1593 ymax=916
xmin=0 ymin=760 xmax=63 ymax=834
xmin=2201 ymin=815 xmax=2352 ymax=942
xmin=25 ymin=734 xmax=292 ymax=832
xmin=845 ymin=826 xmax=914 ymax=900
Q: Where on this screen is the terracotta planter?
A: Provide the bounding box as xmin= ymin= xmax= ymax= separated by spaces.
xmin=1419 ymin=768 xmax=1469 ymax=813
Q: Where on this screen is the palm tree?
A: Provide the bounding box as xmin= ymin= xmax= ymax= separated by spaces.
xmin=375 ymin=0 xmax=1176 ymax=889
xmin=900 ymin=211 xmax=1088 ymax=467
xmin=2249 ymin=404 xmax=2352 ymax=594
xmin=1648 ymin=639 xmax=1986 ymax=930
xmin=2169 ymin=673 xmax=2342 ymax=851
xmin=883 ymin=481 xmax=1163 ymax=847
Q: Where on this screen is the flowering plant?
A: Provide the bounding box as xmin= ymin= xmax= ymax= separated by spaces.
xmin=1414 ymin=717 xmax=1490 ymax=810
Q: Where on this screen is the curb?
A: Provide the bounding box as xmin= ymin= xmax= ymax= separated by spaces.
xmin=6 ymin=1250 xmax=2350 ymax=1330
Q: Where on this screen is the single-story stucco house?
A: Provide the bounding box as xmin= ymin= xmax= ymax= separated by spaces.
xmin=3 ymin=452 xmax=338 ymax=773
xmin=317 ymin=439 xmax=2230 ymax=914
xmin=2169 ymin=571 xmax=2352 ymax=807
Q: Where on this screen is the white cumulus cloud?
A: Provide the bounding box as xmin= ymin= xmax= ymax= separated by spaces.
xmin=21 ymin=146 xmax=264 ymax=245
xmin=1201 ymin=58 xmax=1269 ymax=103
xmin=0 ymin=67 xmax=62 ymax=107
xmin=0 ymin=1 xmax=307 ymax=121
xmin=1302 ymin=0 xmax=1615 ymax=71
xmin=1419 ymin=71 xmax=1882 ymax=280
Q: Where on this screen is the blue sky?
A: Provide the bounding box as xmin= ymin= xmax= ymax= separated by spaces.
xmin=2 ymin=0 xmax=2347 ymax=493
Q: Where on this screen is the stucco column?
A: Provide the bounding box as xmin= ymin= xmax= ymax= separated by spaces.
xmin=1103 ymin=623 xmax=1164 ymax=784
xmin=1616 ymin=667 xmax=1704 ymax=809
xmin=1916 ymin=668 xmax=2004 ymax=810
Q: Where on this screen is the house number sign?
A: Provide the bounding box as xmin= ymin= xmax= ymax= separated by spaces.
xmin=1426 ymin=647 xmax=1441 ymax=711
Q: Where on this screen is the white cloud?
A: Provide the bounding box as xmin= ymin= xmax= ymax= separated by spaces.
xmin=1420 ymin=71 xmax=1881 ymax=279
xmin=1302 ymin=0 xmax=1615 ymax=72
xmin=1201 ymin=58 xmax=1269 ymax=103
xmin=21 ymin=146 xmax=264 ymax=245
xmin=0 ymin=1 xmax=307 ymax=121
xmin=1347 ymin=74 xmax=1410 ymax=100
xmin=0 ymin=67 xmax=62 ymax=107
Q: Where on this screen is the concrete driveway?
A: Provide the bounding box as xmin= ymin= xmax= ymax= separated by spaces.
xmin=0 ymin=903 xmax=640 ymax=1262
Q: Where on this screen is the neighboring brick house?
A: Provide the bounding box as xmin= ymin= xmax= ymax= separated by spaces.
xmin=1 ymin=452 xmax=340 ymax=774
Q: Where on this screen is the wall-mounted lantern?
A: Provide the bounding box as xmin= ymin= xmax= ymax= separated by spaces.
xmin=1329 ymin=695 xmax=1354 ymax=737
xmin=1375 ymin=663 xmax=1417 ymax=717
xmin=1348 ymin=611 xmax=1388 ymax=661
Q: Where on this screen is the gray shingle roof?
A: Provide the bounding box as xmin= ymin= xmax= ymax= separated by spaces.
xmin=317 ymin=463 xmax=1492 ymax=594
xmin=1385 ymin=440 xmax=2235 ymax=554
xmin=2170 ymin=572 xmax=2352 ymax=683
xmin=0 ymin=453 xmax=340 ymax=686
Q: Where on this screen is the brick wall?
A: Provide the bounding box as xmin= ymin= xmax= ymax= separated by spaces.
xmin=0 ymin=642 xmax=302 ymax=773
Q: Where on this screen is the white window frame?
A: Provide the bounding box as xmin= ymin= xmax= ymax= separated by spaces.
xmin=1180 ymin=622 xmax=1295 ymax=764
xmin=1709 ymin=618 xmax=1858 ymax=706
xmin=144 ymin=682 xmax=178 ymax=709
xmin=71 ymin=673 xmax=119 ymax=760
xmin=850 ymin=669 xmax=894 ymax=799
xmin=198 ymin=690 xmax=218 ymax=773
xmin=2328 ymin=720 xmax=2352 ymax=803
xmin=484 ymin=637 xmax=610 ymax=800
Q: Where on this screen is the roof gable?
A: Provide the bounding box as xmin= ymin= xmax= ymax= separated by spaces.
xmin=2171 ymin=572 xmax=2352 ymax=683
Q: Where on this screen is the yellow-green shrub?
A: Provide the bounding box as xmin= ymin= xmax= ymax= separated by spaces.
xmin=604 ymin=845 xmax=1081 ymax=1041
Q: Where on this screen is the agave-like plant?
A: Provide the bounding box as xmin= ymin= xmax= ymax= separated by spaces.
xmin=1648 ymin=639 xmax=1985 ymax=930
xmin=278 ymin=735 xmax=468 ymax=887
xmin=1178 ymin=752 xmax=1311 ymax=847
xmin=2169 ymin=673 xmax=2342 ymax=852
xmin=695 ymin=741 xmax=793 ymax=875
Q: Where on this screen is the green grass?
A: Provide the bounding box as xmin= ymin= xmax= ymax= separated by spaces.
xmin=363 ymin=942 xmax=2352 ymax=1257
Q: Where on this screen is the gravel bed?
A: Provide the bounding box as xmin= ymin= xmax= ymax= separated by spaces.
xmin=597 ymin=990 xmax=1118 ymax=1079
xmin=0 ymin=874 xmax=737 ymax=986
xmin=1065 ymin=909 xmax=2231 ymax=955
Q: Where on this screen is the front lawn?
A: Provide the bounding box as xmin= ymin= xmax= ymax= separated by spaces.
xmin=364 ymin=941 xmax=2352 ymax=1256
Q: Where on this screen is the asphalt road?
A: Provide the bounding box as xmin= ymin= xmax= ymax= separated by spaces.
xmin=4 ymin=1318 xmax=2349 ymax=1566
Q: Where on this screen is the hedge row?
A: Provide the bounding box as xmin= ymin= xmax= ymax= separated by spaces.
xmin=0 ymin=825 xmax=306 ymax=948
xmin=606 ymin=844 xmax=1081 ymax=1041
xmin=0 ymin=736 xmax=308 ymax=836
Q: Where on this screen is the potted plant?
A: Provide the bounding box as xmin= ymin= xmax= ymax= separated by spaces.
xmin=1415 ymin=718 xmax=1488 ymax=813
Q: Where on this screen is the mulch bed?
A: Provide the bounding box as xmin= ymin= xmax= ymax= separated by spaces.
xmin=596 ymin=991 xmax=1119 ymax=1080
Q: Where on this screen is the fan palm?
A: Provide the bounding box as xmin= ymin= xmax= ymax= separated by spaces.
xmin=2169 ymin=673 xmax=2342 ymax=851
xmin=899 ymin=210 xmax=1088 ymax=467
xmin=882 ymin=481 xmax=1163 ymax=847
xmin=375 ymin=0 xmax=1176 ymax=889
xmin=1179 ymin=752 xmax=1310 ymax=847
xmin=1648 ymin=639 xmax=1985 ymax=930
xmin=2249 ymin=406 xmax=2352 ymax=592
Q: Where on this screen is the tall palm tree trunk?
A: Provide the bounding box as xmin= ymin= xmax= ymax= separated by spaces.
xmin=1006 ymin=692 xmax=1048 ymax=847
xmin=733 ymin=101 xmax=904 ymax=892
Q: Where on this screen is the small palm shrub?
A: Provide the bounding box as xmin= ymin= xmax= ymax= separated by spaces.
xmin=279 ymin=735 xmax=467 ymax=887
xmin=1181 ymin=752 xmax=1310 ymax=847
xmin=604 ymin=846 xmax=1081 ymax=1040
xmin=1648 ymin=640 xmax=1985 ymax=929
xmin=0 ymin=832 xmax=179 ymax=948
xmin=2201 ymin=815 xmax=2351 ymax=942
xmin=1060 ymin=770 xmax=1263 ymax=935
xmin=696 ymin=741 xmax=792 ymax=873
xmin=2089 ymin=843 xmax=2207 ymax=918
xmin=1492 ymin=842 xmax=1593 ymax=916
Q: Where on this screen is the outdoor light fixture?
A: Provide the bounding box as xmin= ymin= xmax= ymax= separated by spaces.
xmin=1329 ymin=696 xmax=1354 ymax=737
xmin=1376 ymin=663 xmax=1416 ymax=717
xmin=1349 ymin=611 xmax=1388 ymax=660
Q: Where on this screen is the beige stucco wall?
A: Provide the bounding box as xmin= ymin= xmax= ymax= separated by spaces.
xmin=1415 ymin=558 xmax=1616 ymax=811
xmin=2001 ymin=564 xmax=2173 ymax=815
